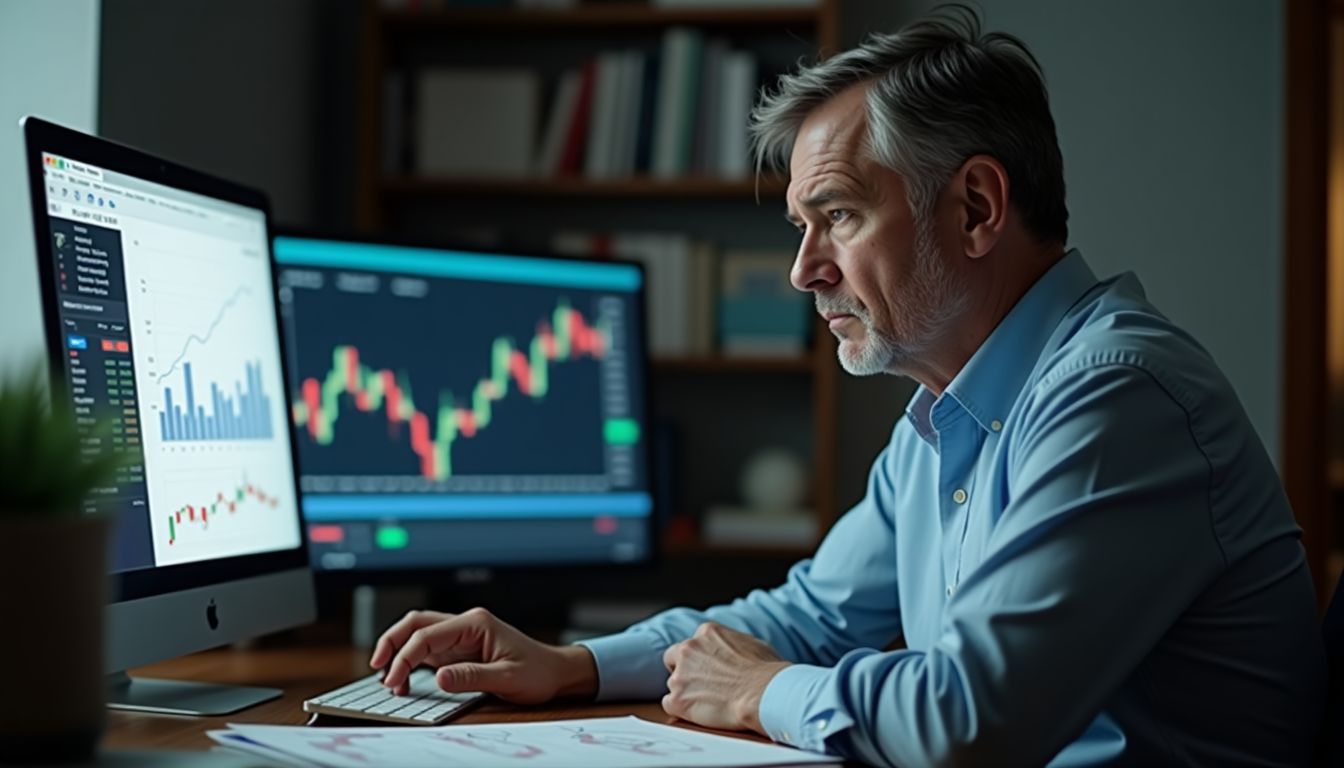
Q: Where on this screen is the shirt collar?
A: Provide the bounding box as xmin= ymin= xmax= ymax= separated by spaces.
xmin=906 ymin=248 xmax=1098 ymax=442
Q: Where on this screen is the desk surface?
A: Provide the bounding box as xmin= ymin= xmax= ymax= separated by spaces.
xmin=105 ymin=645 xmax=823 ymax=758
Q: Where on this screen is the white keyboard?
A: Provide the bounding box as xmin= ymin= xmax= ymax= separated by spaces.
xmin=303 ymin=669 xmax=485 ymax=725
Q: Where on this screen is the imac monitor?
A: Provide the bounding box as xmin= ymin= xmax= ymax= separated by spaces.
xmin=272 ymin=234 xmax=653 ymax=573
xmin=22 ymin=118 xmax=314 ymax=714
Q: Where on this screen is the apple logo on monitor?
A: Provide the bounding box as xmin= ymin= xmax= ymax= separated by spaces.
xmin=206 ymin=599 xmax=219 ymax=630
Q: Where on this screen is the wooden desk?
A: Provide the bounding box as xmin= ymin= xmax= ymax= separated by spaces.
xmin=104 ymin=645 xmax=854 ymax=764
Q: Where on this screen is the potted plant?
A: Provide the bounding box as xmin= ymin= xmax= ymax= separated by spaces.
xmin=0 ymin=363 xmax=124 ymax=764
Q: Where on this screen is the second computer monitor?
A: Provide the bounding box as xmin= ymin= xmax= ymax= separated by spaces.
xmin=274 ymin=234 xmax=653 ymax=572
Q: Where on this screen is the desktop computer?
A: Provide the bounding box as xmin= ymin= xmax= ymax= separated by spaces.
xmin=22 ymin=118 xmax=315 ymax=715
xmin=272 ymin=233 xmax=655 ymax=578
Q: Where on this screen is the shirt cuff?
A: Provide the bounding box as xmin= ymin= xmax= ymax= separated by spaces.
xmin=759 ymin=663 xmax=850 ymax=753
xmin=575 ymin=630 xmax=670 ymax=701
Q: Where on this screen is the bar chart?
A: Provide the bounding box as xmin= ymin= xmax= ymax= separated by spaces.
xmin=159 ymin=360 xmax=275 ymax=442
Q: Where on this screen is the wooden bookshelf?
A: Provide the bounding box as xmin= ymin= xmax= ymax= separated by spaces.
xmin=356 ymin=0 xmax=842 ymax=559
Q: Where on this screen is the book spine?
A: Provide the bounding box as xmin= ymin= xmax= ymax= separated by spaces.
xmin=634 ymin=53 xmax=660 ymax=174
xmin=717 ymin=51 xmax=758 ymax=179
xmin=535 ymin=70 xmax=581 ymax=177
xmin=673 ymin=31 xmax=704 ymax=176
xmin=585 ymin=53 xmax=622 ymax=179
xmin=652 ymin=28 xmax=689 ymax=178
xmin=559 ymin=58 xmax=597 ymax=176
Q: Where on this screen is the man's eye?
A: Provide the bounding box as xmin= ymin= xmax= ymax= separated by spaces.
xmin=828 ymin=209 xmax=851 ymax=224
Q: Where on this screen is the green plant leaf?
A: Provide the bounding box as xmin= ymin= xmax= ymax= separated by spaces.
xmin=0 ymin=359 xmax=127 ymax=517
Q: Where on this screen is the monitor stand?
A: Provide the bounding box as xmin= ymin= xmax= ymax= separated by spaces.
xmin=106 ymin=672 xmax=281 ymax=716
xmin=351 ymin=584 xmax=430 ymax=649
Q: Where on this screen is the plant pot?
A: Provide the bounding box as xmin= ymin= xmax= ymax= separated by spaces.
xmin=0 ymin=515 xmax=108 ymax=765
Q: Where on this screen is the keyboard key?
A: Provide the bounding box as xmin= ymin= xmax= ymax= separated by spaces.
xmin=309 ymin=680 xmax=372 ymax=704
xmin=343 ymin=690 xmax=393 ymax=712
xmin=413 ymin=701 xmax=464 ymax=722
xmin=365 ymin=696 xmax=424 ymax=716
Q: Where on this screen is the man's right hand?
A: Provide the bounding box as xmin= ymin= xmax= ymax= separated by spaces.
xmin=368 ymin=607 xmax=598 ymax=705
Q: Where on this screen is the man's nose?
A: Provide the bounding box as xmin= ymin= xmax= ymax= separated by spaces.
xmin=791 ymin=230 xmax=840 ymax=292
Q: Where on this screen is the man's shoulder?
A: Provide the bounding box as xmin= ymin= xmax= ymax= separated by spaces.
xmin=1027 ymin=273 xmax=1228 ymax=414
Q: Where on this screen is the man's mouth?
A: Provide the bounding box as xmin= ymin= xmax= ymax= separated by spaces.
xmin=823 ymin=312 xmax=855 ymax=329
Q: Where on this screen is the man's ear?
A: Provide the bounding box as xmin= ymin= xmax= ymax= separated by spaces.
xmin=953 ymin=154 xmax=1009 ymax=260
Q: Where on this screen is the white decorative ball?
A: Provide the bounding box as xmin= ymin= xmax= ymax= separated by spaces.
xmin=740 ymin=448 xmax=807 ymax=512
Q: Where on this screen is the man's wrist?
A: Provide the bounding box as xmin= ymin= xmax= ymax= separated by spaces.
xmin=553 ymin=643 xmax=600 ymax=699
xmin=739 ymin=661 xmax=791 ymax=735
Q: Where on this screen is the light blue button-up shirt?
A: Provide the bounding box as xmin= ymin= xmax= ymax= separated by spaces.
xmin=580 ymin=250 xmax=1327 ymax=766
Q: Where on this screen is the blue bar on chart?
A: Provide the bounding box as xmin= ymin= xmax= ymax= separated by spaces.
xmin=159 ymin=361 xmax=274 ymax=442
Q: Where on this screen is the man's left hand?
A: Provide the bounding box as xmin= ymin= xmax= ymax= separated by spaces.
xmin=661 ymin=621 xmax=790 ymax=734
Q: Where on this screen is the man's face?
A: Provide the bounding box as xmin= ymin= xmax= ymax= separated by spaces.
xmin=785 ymin=85 xmax=967 ymax=376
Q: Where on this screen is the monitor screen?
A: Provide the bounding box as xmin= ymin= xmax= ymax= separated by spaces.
xmin=34 ymin=148 xmax=302 ymax=575
xmin=274 ymin=235 xmax=654 ymax=572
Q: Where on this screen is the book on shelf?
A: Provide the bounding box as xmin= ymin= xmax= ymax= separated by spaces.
xmin=717 ymin=50 xmax=758 ymax=178
xmin=534 ymin=69 xmax=581 ymax=176
xmin=634 ymin=54 xmax=661 ymax=174
xmin=584 ymin=52 xmax=623 ymax=179
xmin=558 ymin=59 xmax=598 ymax=176
xmin=415 ymin=68 xmax=539 ymax=178
xmin=718 ymin=249 xmax=810 ymax=357
xmin=652 ymin=27 xmax=703 ymax=179
xmin=381 ymin=71 xmax=408 ymax=174
xmin=691 ymin=38 xmax=728 ymax=175
xmin=608 ymin=50 xmax=646 ymax=178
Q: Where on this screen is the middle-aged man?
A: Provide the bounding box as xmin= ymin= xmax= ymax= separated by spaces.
xmin=370 ymin=6 xmax=1328 ymax=765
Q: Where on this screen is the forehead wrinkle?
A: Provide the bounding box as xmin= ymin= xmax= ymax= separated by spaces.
xmin=791 ymin=155 xmax=871 ymax=213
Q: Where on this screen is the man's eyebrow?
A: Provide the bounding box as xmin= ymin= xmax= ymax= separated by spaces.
xmin=800 ymin=188 xmax=851 ymax=209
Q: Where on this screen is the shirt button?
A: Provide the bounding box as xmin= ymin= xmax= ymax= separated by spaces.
xmin=952 ymin=488 xmax=968 ymax=504
xmin=814 ymin=718 xmax=829 ymax=731
xmin=780 ymin=730 xmax=791 ymax=744
xmin=946 ymin=584 xmax=956 ymax=597
xmin=990 ymin=419 xmax=1003 ymax=432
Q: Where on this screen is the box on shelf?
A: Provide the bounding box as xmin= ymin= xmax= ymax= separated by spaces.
xmin=415 ymin=68 xmax=539 ymax=177
xmin=718 ymin=250 xmax=810 ymax=356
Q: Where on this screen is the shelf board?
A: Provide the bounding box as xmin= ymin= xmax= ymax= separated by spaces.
xmin=380 ymin=4 xmax=823 ymax=32
xmin=381 ymin=176 xmax=787 ymax=199
xmin=653 ymin=355 xmax=813 ymax=373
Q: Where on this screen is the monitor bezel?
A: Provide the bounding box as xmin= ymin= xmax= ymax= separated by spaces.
xmin=22 ymin=116 xmax=312 ymax=603
xmin=272 ymin=227 xmax=661 ymax=585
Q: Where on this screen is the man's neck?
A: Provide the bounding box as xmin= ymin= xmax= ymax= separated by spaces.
xmin=900 ymin=241 xmax=1066 ymax=396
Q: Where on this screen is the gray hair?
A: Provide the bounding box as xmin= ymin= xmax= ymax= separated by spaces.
xmin=749 ymin=4 xmax=1068 ymax=244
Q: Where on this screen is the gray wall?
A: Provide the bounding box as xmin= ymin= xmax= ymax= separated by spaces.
xmin=0 ymin=0 xmax=101 ymax=373
xmin=98 ymin=0 xmax=323 ymax=228
xmin=840 ymin=0 xmax=1285 ymax=469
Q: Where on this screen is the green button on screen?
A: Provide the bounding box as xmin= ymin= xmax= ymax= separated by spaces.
xmin=376 ymin=526 xmax=409 ymax=550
